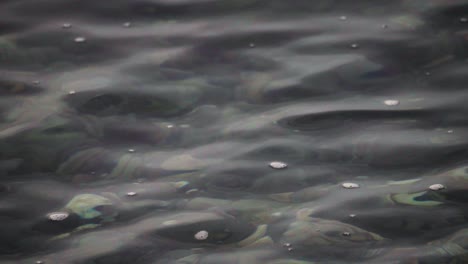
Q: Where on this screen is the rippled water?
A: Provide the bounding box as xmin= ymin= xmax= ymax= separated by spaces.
xmin=2 ymin=0 xmax=468 ymax=263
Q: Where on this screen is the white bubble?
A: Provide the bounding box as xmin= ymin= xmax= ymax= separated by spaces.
xmin=429 ymin=184 xmax=445 ymax=191
xmin=460 ymin=17 xmax=468 ymax=23
xmin=74 ymin=37 xmax=86 ymax=43
xmin=342 ymin=182 xmax=360 ymax=189
xmin=62 ymin=23 xmax=72 ymax=29
xmin=271 ymin=212 xmax=282 ymax=218
xmin=342 ymin=232 xmax=351 ymax=236
xmin=339 ymin=16 xmax=347 ymax=21
xmin=194 ymin=230 xmax=209 ymax=240
xmin=269 ymin=161 xmax=288 ymax=169
xmin=350 ymin=43 xmax=359 ymax=49
xmin=68 ymin=90 xmax=76 ymax=95
xmin=384 ymin=99 xmax=399 ymax=106
xmin=47 ymin=212 xmax=69 ymax=221
xmin=447 ymin=130 xmax=454 ymax=134
xmin=128 ymin=148 xmax=135 ymax=153
xmin=249 ymin=43 xmax=255 ymax=48
xmin=123 ymin=22 xmax=132 ymax=27
xmin=126 ymin=192 xmax=137 ymax=196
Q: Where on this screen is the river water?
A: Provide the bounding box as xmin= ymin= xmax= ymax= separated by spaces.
xmin=1 ymin=0 xmax=468 ymax=263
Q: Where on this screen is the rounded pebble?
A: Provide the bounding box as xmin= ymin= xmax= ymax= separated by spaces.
xmin=342 ymin=182 xmax=360 ymax=189
xmin=429 ymin=184 xmax=445 ymax=191
xmin=384 ymin=99 xmax=400 ymax=106
xmin=194 ymin=230 xmax=209 ymax=240
xmin=342 ymin=232 xmax=351 ymax=237
xmin=269 ymin=161 xmax=288 ymax=169
xmin=47 ymin=212 xmax=69 ymax=221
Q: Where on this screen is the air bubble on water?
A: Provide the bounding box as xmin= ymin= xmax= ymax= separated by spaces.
xmin=62 ymin=23 xmax=72 ymax=29
xmin=339 ymin=16 xmax=347 ymax=21
xmin=194 ymin=230 xmax=209 ymax=240
xmin=123 ymin=22 xmax=132 ymax=27
xmin=269 ymin=161 xmax=288 ymax=169
xmin=47 ymin=212 xmax=69 ymax=221
xmin=271 ymin=212 xmax=282 ymax=218
xmin=342 ymin=182 xmax=360 ymax=189
xmin=128 ymin=148 xmax=135 ymax=153
xmin=350 ymin=43 xmax=359 ymax=49
xmin=460 ymin=17 xmax=468 ymax=23
xmin=349 ymin=214 xmax=356 ymax=218
xmin=384 ymin=99 xmax=399 ymax=106
xmin=342 ymin=232 xmax=351 ymax=237
xmin=126 ymin=192 xmax=137 ymax=196
xmin=74 ymin=37 xmax=86 ymax=43
xmin=429 ymin=184 xmax=445 ymax=191
xmin=68 ymin=90 xmax=76 ymax=95
xmin=167 ymin=124 xmax=174 ymax=128
xmin=447 ymin=130 xmax=454 ymax=134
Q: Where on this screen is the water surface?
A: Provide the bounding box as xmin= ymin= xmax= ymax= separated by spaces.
xmin=1 ymin=0 xmax=468 ymax=263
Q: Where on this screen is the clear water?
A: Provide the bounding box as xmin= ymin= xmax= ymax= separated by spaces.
xmin=1 ymin=1 xmax=468 ymax=263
